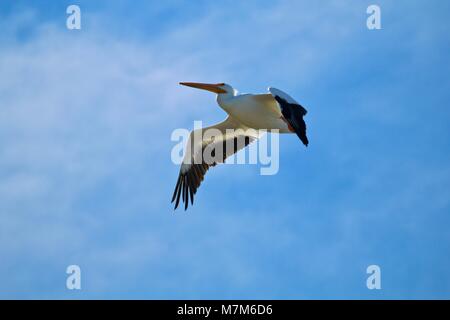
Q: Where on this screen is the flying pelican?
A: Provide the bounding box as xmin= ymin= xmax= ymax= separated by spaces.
xmin=172 ymin=82 xmax=309 ymax=210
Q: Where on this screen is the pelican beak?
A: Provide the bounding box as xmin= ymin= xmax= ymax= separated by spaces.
xmin=179 ymin=82 xmax=227 ymax=94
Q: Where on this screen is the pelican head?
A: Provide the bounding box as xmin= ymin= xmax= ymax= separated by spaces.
xmin=179 ymin=82 xmax=235 ymax=95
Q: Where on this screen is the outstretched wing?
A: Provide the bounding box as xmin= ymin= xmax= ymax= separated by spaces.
xmin=269 ymin=87 xmax=309 ymax=146
xmin=171 ymin=116 xmax=259 ymax=210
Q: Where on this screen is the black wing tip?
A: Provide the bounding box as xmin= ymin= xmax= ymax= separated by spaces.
xmin=302 ymin=135 xmax=309 ymax=147
xmin=274 ymin=95 xmax=286 ymax=103
xmin=299 ymin=132 xmax=309 ymax=147
xmin=171 ymin=172 xmax=184 ymax=211
xmin=275 ymin=95 xmax=309 ymax=147
xmin=172 ymin=169 xmax=199 ymax=211
xmin=299 ymin=106 xmax=307 ymax=116
xmin=274 ymin=95 xmax=308 ymax=114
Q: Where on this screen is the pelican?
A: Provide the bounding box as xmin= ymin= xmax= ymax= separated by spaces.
xmin=172 ymin=82 xmax=309 ymax=210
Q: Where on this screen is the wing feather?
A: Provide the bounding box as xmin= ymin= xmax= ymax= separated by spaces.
xmin=171 ymin=116 xmax=258 ymax=210
xmin=268 ymin=87 xmax=309 ymax=146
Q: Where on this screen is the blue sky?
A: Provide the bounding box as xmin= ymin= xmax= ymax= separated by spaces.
xmin=0 ymin=0 xmax=449 ymax=299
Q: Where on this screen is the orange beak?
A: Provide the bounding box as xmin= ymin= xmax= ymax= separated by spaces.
xmin=180 ymin=82 xmax=227 ymax=94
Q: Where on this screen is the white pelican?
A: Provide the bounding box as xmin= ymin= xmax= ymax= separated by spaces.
xmin=172 ymin=82 xmax=309 ymax=210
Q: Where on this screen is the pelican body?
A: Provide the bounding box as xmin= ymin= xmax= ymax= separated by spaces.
xmin=218 ymin=93 xmax=290 ymax=132
xmin=172 ymin=82 xmax=309 ymax=210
